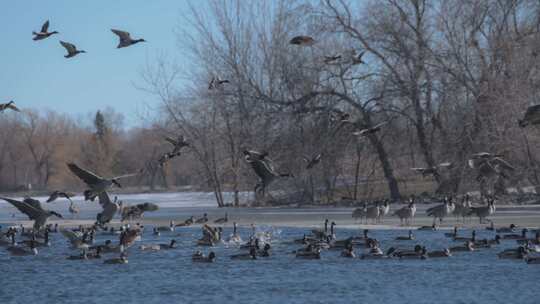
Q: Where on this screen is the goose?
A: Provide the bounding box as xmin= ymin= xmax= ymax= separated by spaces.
xmin=19 ymin=230 xmax=51 ymax=247
xmin=96 ymin=191 xmax=119 ymax=226
xmin=516 ymin=232 xmax=540 ymax=245
xmin=0 ymin=232 xmax=16 ymax=247
xmin=396 ymin=246 xmax=428 ymax=259
xmin=453 ymin=230 xmax=476 ymax=242
xmin=468 ymin=199 xmax=496 ymax=224
xmin=352 ymin=229 xmax=370 ymax=241
xmin=303 ymin=153 xmax=322 ymax=170
xmin=192 ymin=251 xmax=216 ymax=263
xmin=7 ymin=242 xmax=38 ymax=256
xmin=258 ymin=243 xmax=272 ymax=257
xmin=453 ymin=195 xmax=472 ymax=222
xmin=474 ymin=235 xmax=501 ymax=248
xmin=396 ymin=230 xmax=414 ymax=241
xmin=0 ymin=101 xmax=21 ymax=113
xmin=59 ymin=41 xmax=86 ymax=58
xmin=68 ymin=201 xmax=80 ymax=218
xmin=121 ymin=202 xmax=158 ymax=221
xmin=295 ymin=245 xmax=321 ymax=259
xmin=243 ymin=150 xmax=293 ymax=196
xmin=152 ymin=227 xmax=160 ymax=236
xmin=311 ymin=219 xmax=329 ymax=239
xmin=449 ymin=241 xmax=475 ymax=252
xmin=208 ymin=76 xmax=230 ymax=90
xmin=365 ymin=204 xmax=380 ymax=224
xmin=195 ymin=213 xmax=208 ymax=224
xmin=32 ymin=20 xmax=59 ymax=40
xmin=198 ymin=225 xmax=222 ymax=246
xmin=324 ymin=55 xmax=341 ymax=64
xmin=289 ymin=35 xmax=315 ymax=46
xmin=498 ymin=246 xmax=528 ymax=259
xmin=411 ymin=162 xmax=453 ymax=178
xmin=501 ymin=228 xmax=528 ymax=240
xmin=426 ymin=198 xmax=455 ymax=224
xmin=231 ymin=247 xmax=257 ymax=260
xmin=61 ymin=229 xmax=93 ymax=249
xmin=518 ymin=104 xmax=540 ymax=127
xmin=158 ymin=135 xmax=189 ymax=166
xmin=67 ymin=163 xmax=140 ymax=201
xmin=104 ymin=252 xmax=128 ymax=264
xmin=352 ymin=204 xmax=366 ymax=223
xmin=111 ymin=29 xmax=146 ymax=48
xmin=392 ymin=200 xmax=416 ymax=225
xmin=0 ymin=197 xmax=62 ymax=231
xmin=67 ymin=247 xmax=102 ymax=260
xmin=177 ymin=216 xmax=194 ymax=227
xmin=46 ymin=191 xmax=75 ymax=203
xmin=214 ymin=213 xmax=228 ymax=224
xmin=427 ymin=248 xmax=452 ymax=258
xmin=469 ymin=155 xmax=514 ymax=180
xmin=140 ymin=239 xmax=177 ymax=251
xmin=445 ymin=227 xmax=458 ymax=238
xmin=226 ymin=222 xmax=242 ymax=243
xmin=496 ymin=224 xmax=517 ymax=233
xmin=157 ymin=221 xmax=175 ymax=232
xmin=340 ymin=244 xmax=355 ymax=258
xmin=119 ymin=229 xmax=141 ymax=249
xmin=360 ymin=247 xmax=395 ymax=259
xmin=526 ymin=256 xmax=540 ymax=264
xmin=352 ymin=122 xmax=386 ymax=137
xmin=377 ymin=200 xmax=390 ymax=223
xmin=351 ymin=49 xmax=366 ymax=65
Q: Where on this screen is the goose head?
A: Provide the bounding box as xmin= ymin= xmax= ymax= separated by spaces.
xmin=169 ymin=239 xmax=177 ymax=248
xmin=135 ymin=38 xmax=146 ymax=44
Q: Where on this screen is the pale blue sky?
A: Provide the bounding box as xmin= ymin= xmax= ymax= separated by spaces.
xmin=0 ymin=1 xmax=199 ymax=128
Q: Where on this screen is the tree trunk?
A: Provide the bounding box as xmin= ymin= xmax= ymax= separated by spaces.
xmin=368 ymin=134 xmax=401 ymax=200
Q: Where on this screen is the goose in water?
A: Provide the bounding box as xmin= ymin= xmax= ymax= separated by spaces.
xmin=303 ymin=153 xmax=322 ymax=170
xmin=445 ymin=227 xmax=458 ymax=238
xmin=453 ymin=230 xmax=476 ymax=242
xmin=427 ymin=248 xmax=452 ymax=258
xmin=295 ymin=244 xmax=321 ymax=259
xmin=289 ymin=35 xmax=315 ymax=46
xmin=46 ymin=191 xmax=75 ymax=203
xmin=140 ymin=239 xmax=177 ymax=251
xmin=32 ymin=20 xmax=59 ymax=40
xmin=340 ymin=243 xmax=355 ymax=258
xmin=7 ymin=242 xmax=38 ymax=256
xmin=243 ymin=150 xmax=293 ymax=196
xmin=195 ymin=213 xmax=209 ymax=224
xmin=0 ymin=229 xmax=16 ymax=247
xmin=426 ymin=197 xmax=455 ymax=225
xmin=0 ymin=197 xmax=62 ymax=231
xmin=59 ymin=41 xmax=86 ymax=58
xmin=214 ymin=213 xmax=228 ymax=224
xmin=396 ymin=246 xmax=428 ymax=260
xmin=104 ymin=252 xmax=128 ymax=264
xmin=96 ymin=191 xmax=119 ymax=226
xmin=61 ymin=229 xmax=94 ymax=249
xmin=526 ymin=256 xmax=540 ymax=264
xmin=498 ymin=246 xmax=529 ymax=259
xmin=231 ymin=247 xmax=257 ymax=260
xmin=67 ymin=163 xmax=140 ymax=201
xmin=192 ymin=251 xmax=216 ymax=263
xmin=518 ymin=104 xmax=540 ymax=127
xmin=501 ymin=228 xmax=528 ymax=240
xmin=311 ymin=219 xmax=329 ymax=239
xmin=395 ymin=230 xmax=415 ymax=241
xmin=157 ymin=221 xmax=175 ymax=232
xmin=468 ymin=199 xmax=496 ymax=224
xmin=120 ymin=228 xmax=141 ymax=249
xmin=0 ymin=101 xmax=21 ymax=113
xmin=516 ymin=232 xmax=540 ymax=245
xmin=226 ymin=222 xmax=242 ymax=243
xmin=392 ymin=199 xmax=416 ymax=225
xmin=449 ymin=241 xmax=475 ymax=252
xmin=176 ymin=216 xmax=194 ymax=227
xmin=496 ymin=224 xmax=517 ymax=233
xmin=111 ymin=29 xmax=146 ymax=48
xmin=19 ymin=230 xmax=51 ymax=247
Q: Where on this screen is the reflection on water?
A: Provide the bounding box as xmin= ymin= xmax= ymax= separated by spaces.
xmin=1 ymin=226 xmax=538 ymax=304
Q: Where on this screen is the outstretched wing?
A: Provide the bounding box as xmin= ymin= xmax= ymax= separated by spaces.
xmin=111 ymin=29 xmax=131 ymax=42
xmin=7 ymin=103 xmax=20 ymax=112
xmin=67 ymin=163 xmax=103 ymax=185
xmin=112 ymin=168 xmax=142 ymax=180
xmin=0 ymin=197 xmax=41 ymax=220
xmin=97 ymin=191 xmax=112 ymax=208
xmin=491 ymin=157 xmax=515 ymax=171
xmin=60 ymin=41 xmax=76 ymax=53
xmin=41 ymin=20 xmax=50 ymax=33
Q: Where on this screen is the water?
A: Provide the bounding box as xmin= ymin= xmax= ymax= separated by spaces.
xmin=1 ymin=226 xmax=539 ymax=304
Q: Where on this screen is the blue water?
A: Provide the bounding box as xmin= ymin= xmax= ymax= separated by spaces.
xmin=1 ymin=226 xmax=538 ymax=304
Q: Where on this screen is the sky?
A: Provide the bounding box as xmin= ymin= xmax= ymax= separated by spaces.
xmin=0 ymin=1 xmax=200 ymax=128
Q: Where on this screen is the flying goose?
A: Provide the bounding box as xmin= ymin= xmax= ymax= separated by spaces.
xmin=468 ymin=199 xmax=496 ymax=223
xmin=426 ymin=198 xmax=455 ymax=224
xmin=59 ymin=41 xmax=86 ymax=58
xmin=243 ymin=150 xmax=293 ymax=196
xmin=214 ymin=213 xmax=228 ymax=224
xmin=411 ymin=162 xmax=452 ymax=178
xmin=208 ymin=76 xmax=230 ymax=90
xmin=518 ymin=104 xmax=540 ymax=127
xmin=352 ymin=121 xmax=387 ymax=137
xmin=32 ymin=20 xmax=59 ymax=40
xmin=303 ymin=153 xmax=322 ymax=170
xmin=289 ymin=35 xmax=315 ymax=46
xmin=46 ymin=190 xmax=75 ymax=203
xmin=121 ymin=202 xmax=158 ymax=221
xmin=95 ymin=191 xmax=119 ymax=226
xmin=351 ymin=50 xmax=366 ymax=65
xmin=111 ymin=29 xmax=146 ymax=48
xmin=0 ymin=197 xmax=62 ymax=231
xmin=158 ymin=135 xmax=190 ymax=166
xmin=67 ymin=162 xmax=140 ymax=201
xmin=324 ymin=55 xmax=341 ymax=64
xmin=0 ymin=101 xmax=21 ymax=113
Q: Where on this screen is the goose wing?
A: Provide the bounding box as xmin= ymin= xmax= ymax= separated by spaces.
xmin=97 ymin=191 xmax=113 ymax=208
xmin=491 ymin=157 xmax=515 ymax=171
xmin=67 ymin=163 xmax=103 ymax=185
xmin=7 ymin=103 xmax=20 ymax=112
xmin=111 ymin=29 xmax=131 ymax=42
xmin=112 ymin=169 xmax=142 ymax=180
xmin=41 ymin=20 xmax=50 ymax=33
xmin=46 ymin=191 xmax=59 ymax=203
xmin=0 ymin=197 xmax=42 ymax=220
xmin=60 ymin=41 xmax=77 ymax=54
xmin=165 ymin=136 xmax=178 ymax=146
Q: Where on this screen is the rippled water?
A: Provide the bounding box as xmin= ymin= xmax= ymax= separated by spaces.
xmin=1 ymin=225 xmax=539 ymax=304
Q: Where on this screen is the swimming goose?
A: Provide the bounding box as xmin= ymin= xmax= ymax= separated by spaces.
xmin=497 ymin=246 xmax=528 ymax=259
xmin=392 ymin=199 xmax=416 ymax=225
xmin=157 ymin=221 xmax=175 ymax=232
xmin=0 ymin=197 xmax=62 ymax=231
xmin=195 ymin=213 xmax=209 ymax=224
xmin=396 ymin=246 xmax=428 ymax=259
xmin=32 ymin=20 xmax=59 ymax=40
xmin=526 ymin=256 xmax=540 ymax=264
xmin=303 ymin=153 xmax=322 ymax=170
xmin=61 ymin=229 xmax=94 ymax=249
xmin=474 ymin=235 xmax=501 ymax=248
xmin=518 ymin=104 xmax=540 ymax=127
xmin=192 ymin=251 xmax=216 ymax=263
xmin=427 ymin=248 xmax=451 ymax=258
xmin=289 ymin=35 xmax=315 ymax=46
xmin=231 ymin=247 xmax=257 ymax=260
xmin=111 ymin=29 xmax=146 ymax=48
xmin=121 ymin=202 xmax=159 ymax=221
xmin=7 ymin=242 xmax=38 ymax=256
xmin=468 ymin=199 xmax=496 ymax=224
xmin=214 ymin=213 xmax=228 ymax=224
xmin=46 ymin=191 xmax=75 ymax=203
xmin=0 ymin=101 xmax=21 ymax=113
xmin=243 ymin=150 xmax=293 ymax=196
xmin=67 ymin=163 xmax=140 ymax=201
xmin=140 ymin=239 xmax=177 ymax=251
xmin=96 ymin=191 xmax=119 ymax=226
xmin=352 ymin=122 xmax=386 ymax=137
xmin=353 ymin=229 xmax=370 ymax=241
xmin=360 ymin=247 xmax=395 ymax=259
xmin=445 ymin=227 xmax=458 ymax=238
xmin=502 ymin=228 xmax=528 ymax=240
xmin=396 ymin=230 xmax=415 ymax=241
xmin=295 ymin=245 xmax=321 ymax=259
xmin=426 ymin=198 xmax=455 ymax=224
xmin=226 ymin=222 xmax=242 ymax=243
xmin=496 ymin=224 xmax=517 ymax=233
xmin=104 ymin=252 xmax=128 ymax=264
xmin=59 ymin=41 xmax=86 ymax=58
xmin=340 ymin=243 xmax=355 ymax=258
xmin=258 ymin=243 xmax=272 ymax=257
xmin=19 ymin=230 xmax=51 ymax=247
xmin=449 ymin=241 xmax=475 ymax=252
xmin=516 ymin=232 xmax=540 ymax=245
xmin=453 ymin=230 xmax=476 ymax=242
xmin=177 ymin=216 xmax=194 ymax=227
